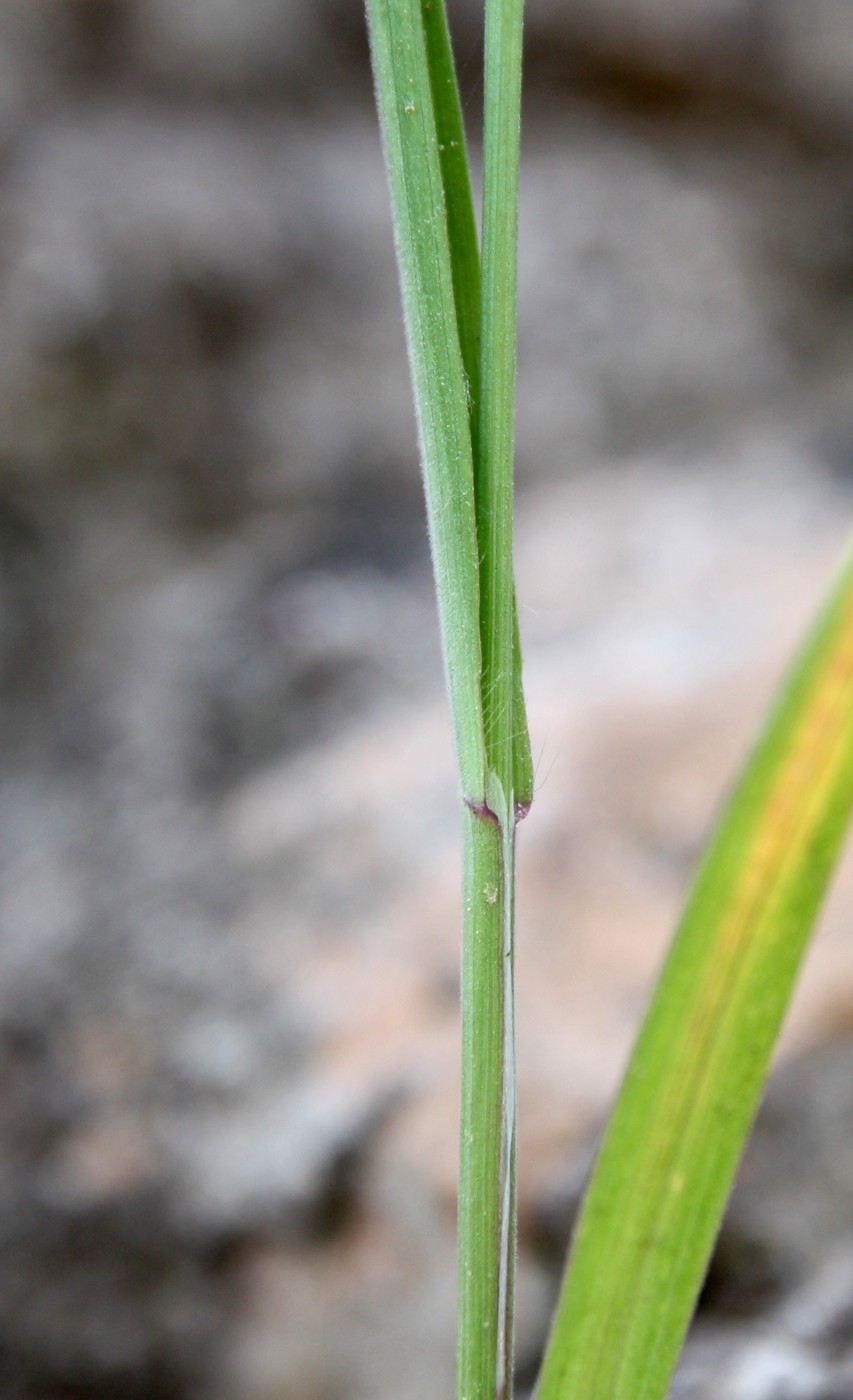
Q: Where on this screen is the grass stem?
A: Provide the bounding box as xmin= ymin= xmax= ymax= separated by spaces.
xmin=366 ymin=6 xmax=530 ymax=1396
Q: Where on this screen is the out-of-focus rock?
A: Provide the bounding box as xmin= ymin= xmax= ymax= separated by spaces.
xmin=773 ymin=0 xmax=853 ymax=131
xmin=522 ymin=0 xmax=853 ymax=135
xmin=0 ymin=110 xmax=405 ymax=518
xmin=0 ymin=0 xmax=852 ymax=1398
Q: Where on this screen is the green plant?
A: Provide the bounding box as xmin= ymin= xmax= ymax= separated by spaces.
xmin=364 ymin=3 xmax=853 ymax=1399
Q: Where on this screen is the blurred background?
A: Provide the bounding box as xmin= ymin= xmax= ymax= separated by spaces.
xmin=1 ymin=2 xmax=853 ymax=1398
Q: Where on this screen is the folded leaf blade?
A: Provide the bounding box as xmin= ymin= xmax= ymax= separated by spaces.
xmin=365 ymin=0 xmax=485 ymax=801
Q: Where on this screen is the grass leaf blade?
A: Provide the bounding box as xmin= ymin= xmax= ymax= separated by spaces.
xmin=365 ymin=0 xmax=485 ymax=801
xmin=421 ymin=0 xmax=534 ymax=810
xmin=536 ymin=549 xmax=853 ymax=1400
xmin=420 ymin=0 xmax=481 ymax=414
xmin=479 ymin=0 xmax=526 ymax=801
